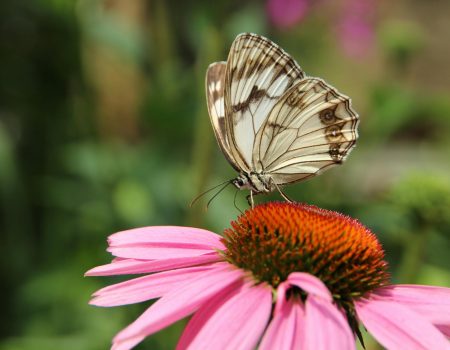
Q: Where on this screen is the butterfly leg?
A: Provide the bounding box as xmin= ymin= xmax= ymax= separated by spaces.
xmin=246 ymin=191 xmax=254 ymax=208
xmin=273 ymin=181 xmax=293 ymax=203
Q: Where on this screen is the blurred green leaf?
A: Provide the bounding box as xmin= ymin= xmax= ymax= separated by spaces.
xmin=379 ymin=19 xmax=424 ymax=67
xmin=388 ymin=173 xmax=450 ymax=229
xmin=113 ymin=179 xmax=154 ymax=225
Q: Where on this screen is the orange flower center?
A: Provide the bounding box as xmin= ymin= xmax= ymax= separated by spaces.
xmin=222 ymin=202 xmax=389 ymax=304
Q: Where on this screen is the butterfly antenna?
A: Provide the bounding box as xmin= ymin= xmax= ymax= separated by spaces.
xmin=205 ymin=181 xmax=232 ymax=209
xmin=233 ymin=188 xmax=244 ymax=214
xmin=190 ymin=179 xmax=233 ymax=207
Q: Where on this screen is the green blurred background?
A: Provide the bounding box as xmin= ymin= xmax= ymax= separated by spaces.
xmin=0 ymin=0 xmax=449 ymax=349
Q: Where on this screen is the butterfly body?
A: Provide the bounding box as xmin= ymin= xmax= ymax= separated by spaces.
xmin=232 ymin=171 xmax=275 ymax=194
xmin=206 ymin=33 xmax=359 ymax=205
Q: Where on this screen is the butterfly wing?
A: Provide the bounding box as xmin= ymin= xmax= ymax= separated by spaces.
xmin=224 ymin=33 xmax=305 ymax=172
xmin=205 ymin=62 xmax=241 ymax=172
xmin=255 ymin=78 xmax=359 ymax=184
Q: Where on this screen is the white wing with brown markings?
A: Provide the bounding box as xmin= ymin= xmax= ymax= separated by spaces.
xmin=224 ymin=33 xmax=305 ymax=172
xmin=205 ymin=62 xmax=241 ymax=171
xmin=254 ymin=78 xmax=359 ymax=184
xmin=205 ymin=32 xmax=359 ymax=199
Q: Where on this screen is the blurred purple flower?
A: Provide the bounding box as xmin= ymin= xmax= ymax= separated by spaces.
xmin=266 ymin=0 xmax=377 ymax=58
xmin=266 ymin=0 xmax=310 ymax=29
xmin=337 ymin=0 xmax=376 ymax=58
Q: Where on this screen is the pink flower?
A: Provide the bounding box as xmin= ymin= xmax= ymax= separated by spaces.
xmin=87 ymin=202 xmax=450 ymax=350
xmin=336 ymin=0 xmax=376 ymax=58
xmin=266 ymin=0 xmax=377 ymax=58
xmin=266 ymin=0 xmax=310 ymax=29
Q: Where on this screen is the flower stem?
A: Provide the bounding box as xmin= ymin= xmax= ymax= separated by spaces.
xmin=397 ymin=226 xmax=431 ymax=284
xmin=186 ymin=28 xmax=223 ymax=226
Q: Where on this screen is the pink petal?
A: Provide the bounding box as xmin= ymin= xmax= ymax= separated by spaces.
xmin=437 ymin=325 xmax=450 ymax=337
xmin=355 ymin=298 xmax=450 ymax=350
xmin=109 ymin=226 xmax=225 ymax=250
xmin=90 ymin=265 xmax=216 ymax=307
xmin=111 ymin=336 xmax=144 ymax=350
xmin=178 ymin=282 xmax=272 ymax=350
xmin=290 ymin=305 xmax=306 ymax=349
xmin=373 ymin=284 xmax=450 ymax=325
xmin=107 ymin=245 xmax=215 ymax=260
xmin=303 ymin=295 xmax=355 ymax=350
xmin=260 ymin=298 xmax=305 ymax=350
xmin=176 ymin=280 xmax=246 ymax=349
xmin=112 ymin=263 xmax=244 ymax=349
xmin=287 ymin=272 xmax=354 ymax=349
xmin=85 ymin=253 xmax=221 ymax=276
xmin=273 ymin=282 xmax=289 ymax=314
xmin=288 ymin=272 xmax=333 ymax=301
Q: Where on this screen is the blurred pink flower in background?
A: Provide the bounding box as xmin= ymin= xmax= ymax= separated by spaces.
xmin=87 ymin=203 xmax=450 ymax=350
xmin=336 ymin=0 xmax=376 ymax=58
xmin=266 ymin=0 xmax=377 ymax=58
xmin=266 ymin=0 xmax=310 ymax=29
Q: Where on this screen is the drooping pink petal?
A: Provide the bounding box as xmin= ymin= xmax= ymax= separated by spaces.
xmin=266 ymin=0 xmax=310 ymax=29
xmin=288 ymin=273 xmax=355 ymax=349
xmin=373 ymin=284 xmax=450 ymax=326
xmin=260 ymin=297 xmax=305 ymax=350
xmin=90 ymin=265 xmax=217 ymax=307
xmin=112 ymin=263 xmax=244 ymax=350
xmin=355 ymin=299 xmax=450 ymax=350
xmin=107 ymin=245 xmax=215 ymax=260
xmin=303 ymin=296 xmax=355 ymax=350
xmin=290 ymin=304 xmax=306 ymax=350
xmin=108 ymin=226 xmax=225 ymax=250
xmin=85 ymin=253 xmax=221 ymax=276
xmin=176 ymin=280 xmax=247 ymax=349
xmin=273 ymin=281 xmax=289 ymax=314
xmin=287 ymin=272 xmax=333 ymax=301
xmin=178 ymin=282 xmax=272 ymax=350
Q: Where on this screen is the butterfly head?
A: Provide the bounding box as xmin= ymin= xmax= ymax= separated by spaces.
xmin=232 ymin=175 xmax=250 ymax=190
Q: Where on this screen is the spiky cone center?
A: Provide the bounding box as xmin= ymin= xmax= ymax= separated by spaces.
xmin=222 ymin=202 xmax=389 ymax=309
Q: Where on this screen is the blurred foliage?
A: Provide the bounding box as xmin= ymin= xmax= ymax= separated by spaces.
xmin=389 ymin=173 xmax=450 ymax=229
xmin=0 ymin=0 xmax=449 ymax=349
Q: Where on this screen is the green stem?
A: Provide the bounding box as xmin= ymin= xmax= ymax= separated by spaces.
xmin=186 ymin=28 xmax=223 ymax=227
xmin=397 ymin=225 xmax=431 ymax=284
xmin=150 ymin=0 xmax=174 ymax=67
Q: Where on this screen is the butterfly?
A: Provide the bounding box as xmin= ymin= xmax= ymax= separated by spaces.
xmin=206 ymin=33 xmax=359 ymax=206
